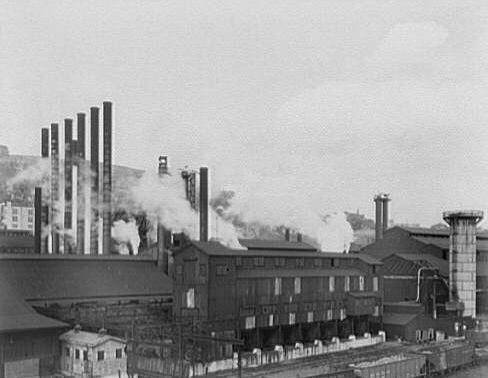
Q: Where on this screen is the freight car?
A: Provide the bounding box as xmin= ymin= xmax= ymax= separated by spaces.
xmin=416 ymin=341 xmax=476 ymax=376
xmin=350 ymin=354 xmax=426 ymax=378
xmin=307 ymin=369 xmax=355 ymax=378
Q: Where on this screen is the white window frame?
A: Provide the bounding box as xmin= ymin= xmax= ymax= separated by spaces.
xmin=359 ymin=276 xmax=365 ymax=291
xmin=373 ymin=305 xmax=380 ymax=317
xmin=274 ymin=277 xmax=282 ymax=296
xmin=268 ymin=314 xmax=274 ymax=327
xmin=373 ymin=276 xmax=378 ymax=292
xmin=329 ymin=276 xmax=335 ymax=292
xmin=245 ymin=316 xmax=256 ymax=329
xmin=327 ymin=309 xmax=333 ymax=321
xmin=307 ymin=311 xmax=314 ymax=323
xmin=186 ymin=288 xmax=195 ymax=309
xmin=344 ymin=276 xmax=350 ymax=292
xmin=289 ymin=312 xmax=296 ymax=325
xmin=294 ymin=277 xmax=301 ymax=294
xmin=340 ymin=308 xmax=346 ymax=321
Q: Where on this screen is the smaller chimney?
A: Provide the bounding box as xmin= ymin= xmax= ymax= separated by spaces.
xmin=382 ymin=194 xmax=390 ymax=234
xmin=285 ymin=229 xmax=290 ymax=241
xmin=297 ymin=233 xmax=303 ymax=243
xmin=34 ymin=187 xmax=42 ymax=254
xmin=199 ymin=167 xmax=209 ymax=242
xmin=157 ymin=224 xmax=170 ymax=274
xmin=374 ymin=194 xmax=383 ymax=241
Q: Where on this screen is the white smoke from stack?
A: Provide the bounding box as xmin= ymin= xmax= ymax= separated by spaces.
xmin=210 ymin=207 xmax=244 ymax=249
xmin=219 ymin=183 xmax=354 ymax=252
xmin=112 ymin=219 xmax=140 ymax=255
xmin=6 ymin=158 xmax=51 ymax=189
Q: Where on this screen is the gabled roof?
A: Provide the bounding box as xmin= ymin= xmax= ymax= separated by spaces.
xmin=238 ymin=239 xmax=317 ymax=251
xmin=394 ymin=253 xmax=449 ymax=277
xmin=0 ymin=278 xmax=66 ymax=333
xmin=0 ymin=254 xmax=172 ymax=303
xmin=60 ymin=329 xmax=125 ymax=347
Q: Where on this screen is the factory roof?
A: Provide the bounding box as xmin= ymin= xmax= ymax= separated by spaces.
xmin=60 ymin=329 xmax=125 ymax=347
xmin=238 ymin=239 xmax=317 ymax=251
xmin=237 ymin=268 xmax=365 ymax=279
xmin=394 ymin=253 xmax=449 ymax=277
xmin=188 ymin=241 xmax=382 ymax=265
xmin=0 ymin=254 xmax=172 ymax=303
xmin=0 ymin=277 xmax=67 ymax=333
xmin=382 ymin=312 xmax=420 ymax=326
xmin=401 ymin=226 xmax=488 ymax=250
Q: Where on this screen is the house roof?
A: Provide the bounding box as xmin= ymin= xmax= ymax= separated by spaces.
xmin=237 ymin=268 xmax=365 ymax=279
xmin=0 ymin=254 xmax=172 ymax=303
xmin=0 ymin=277 xmax=67 ymax=333
xmin=190 ymin=241 xmax=381 ymax=265
xmin=395 ymin=253 xmax=449 ymax=277
xmin=382 ymin=312 xmax=420 ymax=326
xmin=238 ymin=239 xmax=317 ymax=251
xmin=60 ymin=329 xmax=124 ymax=347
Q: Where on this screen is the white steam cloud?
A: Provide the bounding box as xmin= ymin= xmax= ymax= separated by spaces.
xmin=112 ymin=219 xmax=140 ymax=255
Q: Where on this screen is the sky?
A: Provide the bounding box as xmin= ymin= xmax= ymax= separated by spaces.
xmin=1 ymin=0 xmax=488 ymax=228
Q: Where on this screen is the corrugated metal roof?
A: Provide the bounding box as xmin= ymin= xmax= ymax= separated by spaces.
xmin=0 ymin=278 xmax=67 ymax=332
xmin=395 ymin=253 xmax=449 ymax=277
xmin=60 ymin=329 xmax=124 ymax=347
xmin=238 ymin=239 xmax=317 ymax=251
xmin=0 ymin=255 xmax=172 ymax=302
xmin=382 ymin=312 xmax=420 ymax=326
xmin=237 ymin=268 xmax=364 ymax=279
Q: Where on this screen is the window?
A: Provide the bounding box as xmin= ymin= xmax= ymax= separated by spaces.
xmin=254 ymin=257 xmax=264 ymax=267
xmin=12 ymin=216 xmax=18 ymax=222
xmin=216 ymin=265 xmax=229 ymax=275
xmin=289 ymin=312 xmax=296 ymax=325
xmin=116 ymin=348 xmax=123 ymax=359
xmin=12 ymin=208 xmax=18 ymax=215
xmin=97 ymin=351 xmax=105 ymax=361
xmin=245 ymin=316 xmax=256 ymax=329
xmin=373 ymin=276 xmax=378 ymax=292
xmin=296 ymin=258 xmax=304 ymax=268
xmin=236 ymin=257 xmax=242 ymax=266
xmin=268 ymin=314 xmax=274 ymax=327
xmin=314 ymin=258 xmax=322 ymax=267
xmin=373 ymin=305 xmax=380 ymax=317
xmin=359 ymin=276 xmax=365 ymax=291
xmin=83 ymin=350 xmax=88 ymax=361
xmin=28 ymin=216 xmax=33 ymax=223
xmin=65 ymin=347 xmax=70 ymax=357
xmin=199 ymin=264 xmax=207 ymax=277
xmin=274 ymin=277 xmax=282 ymax=296
xmin=340 ymin=308 xmax=346 ymax=320
xmin=415 ymin=330 xmax=422 ymax=342
xmin=344 ymin=276 xmax=350 ymax=292
xmin=428 ymin=328 xmax=435 ymax=341
xmin=75 ymin=349 xmax=80 ymax=360
xmin=28 ymin=209 xmax=33 ymax=215
xmin=186 ymin=288 xmax=195 ymax=308
xmin=275 ymin=257 xmax=285 ymax=267
xmin=176 ymin=265 xmax=183 ymax=275
xmin=327 ymin=309 xmax=333 ymax=321
xmin=331 ymin=258 xmax=338 ymax=267
xmin=294 ymin=277 xmax=301 ymax=294
xmin=329 ymin=276 xmax=335 ymax=292
xmin=307 ymin=311 xmax=314 ymax=323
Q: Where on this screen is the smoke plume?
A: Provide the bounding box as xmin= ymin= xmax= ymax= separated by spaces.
xmin=112 ymin=219 xmax=140 ymax=255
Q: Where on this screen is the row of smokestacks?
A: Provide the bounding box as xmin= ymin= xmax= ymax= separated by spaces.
xmin=374 ymin=193 xmax=390 ymax=241
xmin=35 ymin=102 xmax=113 ymax=254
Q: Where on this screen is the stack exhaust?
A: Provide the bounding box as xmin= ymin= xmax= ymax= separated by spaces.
xmin=76 ymin=113 xmax=86 ymax=255
xmin=443 ymin=210 xmax=483 ymax=318
xmin=50 ymin=123 xmax=60 ymax=254
xmin=157 ymin=156 xmax=170 ymax=272
xmin=34 ymin=187 xmax=42 ymax=253
xmin=64 ymin=119 xmax=74 ymax=253
xmin=373 ymin=193 xmax=390 ymax=241
xmin=40 ymin=128 xmax=49 ymax=254
xmin=199 ymin=167 xmax=209 ymax=242
xmin=102 ymin=101 xmax=112 ymax=255
xmin=90 ymin=107 xmax=100 ymax=255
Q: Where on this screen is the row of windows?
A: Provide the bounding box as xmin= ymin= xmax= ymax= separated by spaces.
xmin=64 ymin=347 xmax=123 ymax=361
xmin=236 ymin=256 xmax=341 ymax=268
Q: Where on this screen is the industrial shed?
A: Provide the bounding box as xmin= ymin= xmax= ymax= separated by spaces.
xmin=0 ymin=254 xmax=173 ymax=336
xmin=0 ymin=278 xmax=67 ymax=378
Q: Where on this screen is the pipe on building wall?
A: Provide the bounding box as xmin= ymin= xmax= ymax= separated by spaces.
xmin=90 ymin=107 xmax=99 ymax=255
xmin=50 ymin=123 xmax=60 ymax=254
xmin=102 ymin=101 xmax=112 ymax=254
xmin=199 ymin=167 xmax=209 ymax=242
xmin=76 ymin=113 xmax=86 ymax=255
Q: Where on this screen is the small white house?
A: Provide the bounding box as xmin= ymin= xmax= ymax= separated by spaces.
xmin=59 ymin=328 xmax=128 ymax=378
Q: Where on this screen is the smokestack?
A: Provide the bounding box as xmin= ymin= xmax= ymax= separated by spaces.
xmin=34 ymin=187 xmax=42 ymax=254
xmin=199 ymin=167 xmax=209 ymax=242
xmin=64 ymin=119 xmax=74 ymax=254
xmin=90 ymin=107 xmax=99 ymax=255
xmin=297 ymin=233 xmax=303 ymax=243
xmin=157 ymin=224 xmax=170 ymax=273
xmin=102 ymin=101 xmax=112 ymax=254
xmin=382 ymin=194 xmax=390 ymax=234
xmin=50 ymin=123 xmax=60 ymax=254
xmin=40 ymin=128 xmax=49 ymax=254
xmin=374 ymin=195 xmax=383 ymax=241
xmin=443 ymin=210 xmax=483 ymax=318
xmin=76 ymin=113 xmax=86 ymax=255
xmin=285 ymin=229 xmax=290 ymax=241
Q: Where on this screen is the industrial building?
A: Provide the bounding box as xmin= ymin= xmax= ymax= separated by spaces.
xmin=0 ymin=201 xmax=34 ymax=231
xmin=173 ymin=238 xmax=383 ymax=351
xmin=0 ymin=229 xmax=34 ymax=254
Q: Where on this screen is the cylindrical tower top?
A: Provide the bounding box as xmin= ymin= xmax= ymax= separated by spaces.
xmin=443 ymin=210 xmax=484 ymax=224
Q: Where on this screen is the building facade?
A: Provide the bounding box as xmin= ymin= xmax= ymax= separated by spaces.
xmin=173 ymin=240 xmax=383 ymax=351
xmin=0 ymin=201 xmax=34 ymax=231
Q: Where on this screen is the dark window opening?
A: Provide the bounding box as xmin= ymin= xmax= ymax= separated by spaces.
xmin=97 ymin=351 xmax=104 ymax=361
xmin=116 ymin=348 xmax=122 ymax=359
xmin=75 ymin=349 xmax=80 ymax=360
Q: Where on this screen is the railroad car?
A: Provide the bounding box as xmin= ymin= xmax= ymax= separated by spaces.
xmin=350 ymin=354 xmax=426 ymax=378
xmin=308 ymin=369 xmax=355 ymax=378
xmin=416 ymin=341 xmax=475 ymax=375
